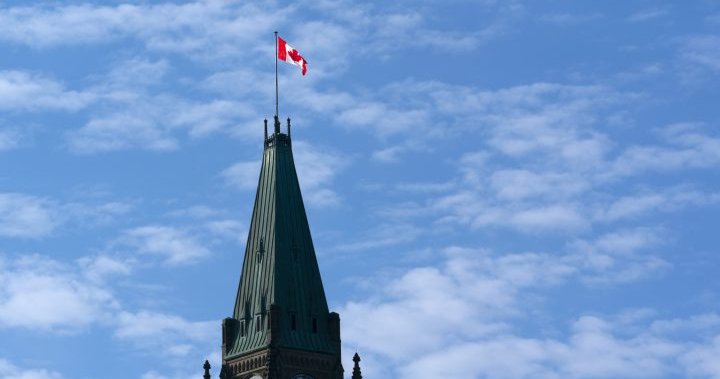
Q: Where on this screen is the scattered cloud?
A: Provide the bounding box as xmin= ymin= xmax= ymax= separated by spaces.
xmin=395 ymin=317 xmax=681 ymax=379
xmin=0 ymin=1 xmax=502 ymax=65
xmin=293 ymin=141 xmax=347 ymax=207
xmin=0 ymin=255 xmax=118 ymax=331
xmin=0 ymin=128 xmax=21 ymax=151
xmin=0 ymin=2 xmax=274 ymax=60
xmin=567 ymin=228 xmax=670 ymax=285
xmin=0 ymin=358 xmax=63 ymax=379
xmin=118 ymin=225 xmax=210 ymax=265
xmin=0 ymin=193 xmax=58 ymax=238
xmin=370 ymin=120 xmax=720 ymax=235
xmin=78 ymin=255 xmax=133 ymax=284
xmin=67 ymin=94 xmax=253 ymax=153
xmin=679 ymin=35 xmax=720 ymax=75
xmin=321 ymin=81 xmax=624 ymax=164
xmin=596 ymin=187 xmax=720 ymax=222
xmin=681 ymin=336 xmax=720 ymax=378
xmin=114 ymin=310 xmax=215 ymax=358
xmin=336 ymin=223 xmax=423 ymax=252
xmin=627 ymin=7 xmax=669 ymax=23
xmin=0 ymin=2 xmax=522 ymax=155
xmin=203 ymin=219 xmax=245 ymax=243
xmin=0 ymin=193 xmax=136 ymax=238
xmin=221 ymin=160 xmax=261 ymax=190
xmin=539 ymin=13 xmax=602 ymax=25
xmin=605 ymin=124 xmax=720 ymax=179
xmin=139 ymin=371 xmax=200 ymax=379
xmin=341 ymin=246 xmax=715 ymax=379
xmin=0 ymin=71 xmax=92 ymax=112
xmin=61 ymin=201 xmax=135 ymax=227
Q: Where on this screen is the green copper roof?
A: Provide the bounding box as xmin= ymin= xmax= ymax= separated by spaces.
xmin=224 ymin=118 xmax=336 ymax=359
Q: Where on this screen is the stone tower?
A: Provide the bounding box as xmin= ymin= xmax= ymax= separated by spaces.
xmin=220 ymin=116 xmax=343 ymax=379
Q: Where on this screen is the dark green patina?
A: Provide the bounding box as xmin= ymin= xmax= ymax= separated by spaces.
xmin=223 ymin=117 xmax=337 ymax=360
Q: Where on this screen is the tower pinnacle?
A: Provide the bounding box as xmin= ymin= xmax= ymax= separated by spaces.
xmin=352 ymin=353 xmax=363 ymax=379
xmin=202 ymin=360 xmax=211 ymax=379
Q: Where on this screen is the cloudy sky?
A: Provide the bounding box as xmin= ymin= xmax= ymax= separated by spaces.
xmin=1 ymin=1 xmax=720 ymax=378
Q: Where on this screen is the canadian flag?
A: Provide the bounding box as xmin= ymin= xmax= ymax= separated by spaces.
xmin=277 ymin=36 xmax=308 ymax=76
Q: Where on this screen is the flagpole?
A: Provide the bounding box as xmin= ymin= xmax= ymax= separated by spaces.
xmin=274 ymin=31 xmax=279 ymax=122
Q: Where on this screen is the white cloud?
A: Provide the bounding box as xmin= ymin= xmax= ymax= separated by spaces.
xmin=0 ymin=129 xmax=21 ymax=151
xmin=597 ymin=188 xmax=720 ymax=222
xmin=0 ymin=3 xmax=522 ymax=155
xmin=398 ymin=317 xmax=681 ymax=379
xmin=567 ymin=228 xmax=669 ymax=284
xmin=342 ymin=246 xmax=576 ymax=362
xmin=0 ymin=358 xmax=63 ymax=379
xmin=605 ymin=125 xmax=720 ymax=179
xmin=371 ymin=118 xmax=720 ymax=235
xmin=322 ymin=81 xmax=622 ymax=167
xmin=173 ymin=100 xmax=254 ymax=138
xmin=0 ymin=1 xmax=492 ymax=67
xmin=627 ymin=7 xmax=668 ymax=23
xmin=221 ymin=160 xmax=261 ymax=190
xmin=0 ymin=3 xmax=274 ymax=59
xmin=67 ymin=95 xmax=251 ymax=153
xmin=140 ymin=369 xmax=212 ymax=379
xmin=680 ymin=35 xmax=720 ymax=73
xmin=0 ymin=193 xmax=57 ymax=238
xmin=140 ymin=371 xmax=196 ymax=379
xmin=651 ymin=313 xmax=720 ymax=335
xmin=78 ymin=255 xmax=132 ymax=284
xmin=0 ymin=194 xmax=137 ymax=238
xmin=0 ymin=255 xmax=118 ymax=331
xmin=293 ymin=141 xmax=347 ymax=207
xmin=0 ymin=71 xmax=92 ymax=112
xmin=119 ymin=226 xmax=210 ymax=265
xmin=68 ymin=113 xmax=178 ymax=153
xmin=340 ymin=246 xmax=718 ymax=379
xmin=336 ymin=223 xmax=423 ymax=252
xmin=489 ymin=170 xmax=590 ymax=201
xmin=539 ymin=13 xmax=603 ymax=25
xmin=103 ymin=58 xmax=170 ymax=90
xmin=681 ymin=336 xmax=720 ymax=378
xmin=62 ymin=201 xmax=135 ymax=227
xmin=114 ymin=311 xmax=215 ymax=357
xmin=203 ymin=219 xmax=244 ymax=243
xmin=60 ymin=53 xmax=258 ymax=154
xmin=166 ymin=205 xmax=222 ymax=219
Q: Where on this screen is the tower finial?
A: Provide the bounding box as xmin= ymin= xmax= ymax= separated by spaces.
xmin=264 ymin=118 xmax=268 ymax=141
xmin=203 ymin=360 xmax=211 ymax=379
xmin=287 ymin=117 xmax=291 ymax=138
xmin=352 ymin=352 xmax=362 ymax=379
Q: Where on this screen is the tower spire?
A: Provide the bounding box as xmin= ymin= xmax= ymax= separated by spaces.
xmin=221 ymin=118 xmax=342 ymax=378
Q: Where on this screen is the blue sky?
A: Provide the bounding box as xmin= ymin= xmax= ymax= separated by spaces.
xmin=1 ymin=1 xmax=720 ymax=378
